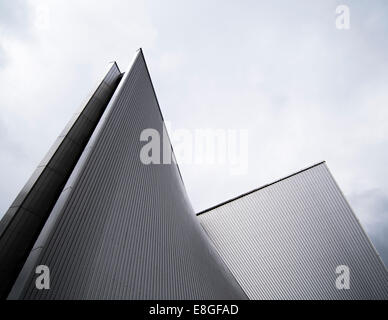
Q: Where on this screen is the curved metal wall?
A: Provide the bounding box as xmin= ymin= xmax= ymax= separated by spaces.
xmin=8 ymin=50 xmax=247 ymax=300
xmin=0 ymin=62 xmax=122 ymax=299
xmin=198 ymin=162 xmax=388 ymax=300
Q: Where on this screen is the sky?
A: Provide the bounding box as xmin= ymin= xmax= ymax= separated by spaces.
xmin=0 ymin=0 xmax=387 ymax=266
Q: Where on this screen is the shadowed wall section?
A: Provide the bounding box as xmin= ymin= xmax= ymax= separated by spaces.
xmin=8 ymin=50 xmax=247 ymax=300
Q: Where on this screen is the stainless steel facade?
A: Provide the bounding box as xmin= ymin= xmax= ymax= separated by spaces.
xmin=197 ymin=162 xmax=388 ymax=299
xmin=0 ymin=62 xmax=122 ymax=299
xmin=6 ymin=50 xmax=247 ymax=300
xmin=2 ymin=49 xmax=387 ymax=300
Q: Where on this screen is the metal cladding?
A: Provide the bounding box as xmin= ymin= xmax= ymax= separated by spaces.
xmin=0 ymin=62 xmax=122 ymax=299
xmin=7 ymin=50 xmax=247 ymax=300
xmin=2 ymin=49 xmax=387 ymax=301
xmin=197 ymin=162 xmax=388 ymax=300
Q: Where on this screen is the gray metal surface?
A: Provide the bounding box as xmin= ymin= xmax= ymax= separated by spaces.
xmin=0 ymin=62 xmax=122 ymax=299
xmin=197 ymin=162 xmax=388 ymax=300
xmin=8 ymin=50 xmax=247 ymax=300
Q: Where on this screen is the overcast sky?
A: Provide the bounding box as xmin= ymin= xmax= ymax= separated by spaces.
xmin=0 ymin=0 xmax=387 ymax=266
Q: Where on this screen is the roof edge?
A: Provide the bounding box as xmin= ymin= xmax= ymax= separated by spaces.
xmin=196 ymin=161 xmax=326 ymax=216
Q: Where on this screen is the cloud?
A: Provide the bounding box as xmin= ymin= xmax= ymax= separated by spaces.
xmin=0 ymin=0 xmax=32 ymax=68
xmin=349 ymin=189 xmax=388 ymax=267
xmin=0 ymin=0 xmax=387 ymax=266
xmin=0 ymin=0 xmax=31 ymax=37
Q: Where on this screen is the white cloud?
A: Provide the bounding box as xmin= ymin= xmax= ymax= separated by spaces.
xmin=0 ymin=0 xmax=387 ymax=264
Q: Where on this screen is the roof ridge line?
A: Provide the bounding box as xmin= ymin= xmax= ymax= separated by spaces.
xmin=196 ymin=161 xmax=326 ymax=216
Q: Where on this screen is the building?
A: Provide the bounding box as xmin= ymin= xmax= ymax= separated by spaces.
xmin=0 ymin=49 xmax=387 ymax=299
xmin=198 ymin=162 xmax=388 ymax=299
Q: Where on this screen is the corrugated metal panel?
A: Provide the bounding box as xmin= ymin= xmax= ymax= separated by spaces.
xmin=0 ymin=62 xmax=122 ymax=299
xmin=8 ymin=50 xmax=247 ymax=300
xmin=197 ymin=162 xmax=388 ymax=300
